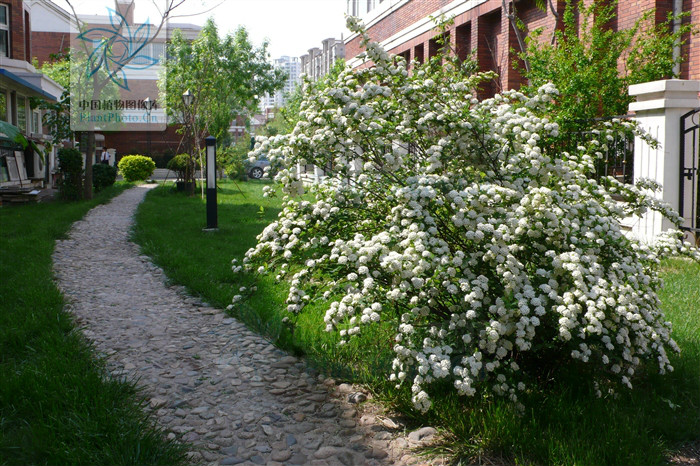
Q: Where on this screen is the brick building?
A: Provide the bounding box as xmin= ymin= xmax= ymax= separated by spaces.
xmin=29 ymin=0 xmax=201 ymax=165
xmin=26 ymin=0 xmax=69 ymax=64
xmin=300 ymin=37 xmax=346 ymax=82
xmin=344 ymin=0 xmax=700 ymax=97
xmin=1 ymin=0 xmax=62 ymax=189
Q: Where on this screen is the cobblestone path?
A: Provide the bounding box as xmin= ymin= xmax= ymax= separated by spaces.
xmin=52 ymin=185 xmax=445 ymax=466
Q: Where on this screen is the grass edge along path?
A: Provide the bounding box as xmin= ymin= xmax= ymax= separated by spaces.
xmin=133 ymin=180 xmax=700 ymax=466
xmin=0 ymin=182 xmax=188 ymax=466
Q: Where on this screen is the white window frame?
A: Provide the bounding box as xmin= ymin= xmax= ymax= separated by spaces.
xmin=0 ymin=4 xmax=9 ymax=58
xmin=32 ymin=109 xmax=41 ymax=135
xmin=148 ymin=41 xmax=165 ymax=60
xmin=347 ymin=0 xmax=358 ymax=16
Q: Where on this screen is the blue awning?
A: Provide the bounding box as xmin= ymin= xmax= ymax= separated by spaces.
xmin=0 ymin=69 xmax=58 ymax=101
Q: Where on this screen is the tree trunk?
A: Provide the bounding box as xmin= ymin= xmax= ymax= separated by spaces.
xmin=184 ymin=123 xmax=195 ymax=196
xmin=84 ymin=130 xmax=94 ymax=199
xmin=186 ymin=157 xmax=195 ymax=196
xmin=196 ymin=139 xmax=204 ymax=199
xmin=503 ymin=0 xmax=531 ymax=78
xmin=84 ymin=72 xmax=101 ymax=200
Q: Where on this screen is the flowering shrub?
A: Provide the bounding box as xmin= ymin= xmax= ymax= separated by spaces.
xmin=240 ymin=19 xmax=700 ymax=412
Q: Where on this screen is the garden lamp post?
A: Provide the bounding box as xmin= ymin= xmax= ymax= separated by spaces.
xmin=143 ymin=97 xmax=154 ymax=156
xmin=182 ymin=90 xmax=194 ymax=153
xmin=182 ymin=89 xmax=194 ymax=107
xmin=204 ymin=135 xmax=218 ymax=231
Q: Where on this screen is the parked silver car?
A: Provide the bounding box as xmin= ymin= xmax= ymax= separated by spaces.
xmin=247 ymin=155 xmax=270 ymax=179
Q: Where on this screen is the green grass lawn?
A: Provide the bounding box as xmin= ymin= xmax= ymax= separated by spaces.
xmin=0 ymin=183 xmax=188 ymax=466
xmin=133 ymin=180 xmax=700 ymax=466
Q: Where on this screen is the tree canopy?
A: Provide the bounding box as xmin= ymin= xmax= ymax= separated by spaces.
xmin=160 ymin=19 xmax=285 ymax=148
xmin=519 ymin=0 xmax=695 ymax=132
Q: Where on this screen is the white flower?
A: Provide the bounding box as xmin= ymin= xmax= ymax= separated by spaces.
xmin=239 ymin=31 xmax=688 ymax=411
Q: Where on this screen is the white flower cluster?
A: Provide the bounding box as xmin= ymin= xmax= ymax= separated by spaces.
xmin=231 ymin=258 xmax=243 ymax=273
xmin=240 ymin=19 xmax=699 ymax=412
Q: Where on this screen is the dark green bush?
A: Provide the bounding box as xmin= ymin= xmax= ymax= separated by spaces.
xmin=117 ymin=155 xmax=155 ymax=182
xmin=92 ymin=163 xmax=118 ymax=192
xmin=166 ymin=153 xmax=198 ymax=181
xmin=57 ymin=148 xmax=83 ymax=200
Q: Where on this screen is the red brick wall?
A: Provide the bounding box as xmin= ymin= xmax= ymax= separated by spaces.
xmin=114 ymin=80 xmax=159 ymax=100
xmin=681 ymin=0 xmax=699 ymax=80
xmin=23 ymin=9 xmax=30 ymax=61
xmin=103 ymin=125 xmax=187 ymax=158
xmin=7 ymin=0 xmax=26 ymax=61
xmin=617 ymin=0 xmax=656 ymax=32
xmin=455 ymin=22 xmax=471 ymax=62
xmin=31 ymin=31 xmax=69 ymax=65
xmin=345 ymin=0 xmax=457 ymax=59
xmin=519 ymin=0 xmax=558 ymax=39
xmin=346 ymin=0 xmax=700 ymax=92
xmin=115 ymin=1 xmax=135 ymax=26
xmin=477 ymin=9 xmax=502 ymax=97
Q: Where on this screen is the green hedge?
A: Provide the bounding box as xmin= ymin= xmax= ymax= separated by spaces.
xmin=92 ymin=164 xmax=118 ymax=192
xmin=117 ymin=155 xmax=155 ymax=182
xmin=57 ymin=148 xmax=83 ymax=200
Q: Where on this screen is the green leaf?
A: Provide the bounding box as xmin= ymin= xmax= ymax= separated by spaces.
xmin=0 ymin=120 xmax=28 ymax=148
xmin=0 ymin=120 xmax=45 ymax=163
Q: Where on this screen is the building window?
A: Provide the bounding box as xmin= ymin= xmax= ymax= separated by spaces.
xmin=0 ymin=4 xmax=9 ymax=58
xmin=347 ymin=0 xmax=358 ymax=16
xmin=32 ymin=110 xmax=40 ymax=134
xmin=17 ymin=97 xmax=27 ymax=133
xmin=130 ymin=42 xmax=164 ymax=66
xmin=146 ymin=42 xmax=165 ymax=60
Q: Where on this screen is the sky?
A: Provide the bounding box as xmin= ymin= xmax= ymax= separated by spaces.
xmin=53 ymin=0 xmax=349 ymax=59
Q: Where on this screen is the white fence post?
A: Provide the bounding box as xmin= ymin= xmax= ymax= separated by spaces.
xmin=627 ymin=79 xmax=700 ymax=242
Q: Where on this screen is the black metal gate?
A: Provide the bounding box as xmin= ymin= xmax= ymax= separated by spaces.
xmin=680 ymin=107 xmax=700 ymax=245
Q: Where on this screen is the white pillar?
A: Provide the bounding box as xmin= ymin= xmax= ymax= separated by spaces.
xmin=627 ymin=79 xmax=700 ymax=242
xmin=107 ymin=148 xmax=117 ymax=167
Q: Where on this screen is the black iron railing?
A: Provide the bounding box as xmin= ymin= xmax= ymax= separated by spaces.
xmin=679 ymin=107 xmax=700 ymax=245
xmin=564 ymin=116 xmax=635 ymax=185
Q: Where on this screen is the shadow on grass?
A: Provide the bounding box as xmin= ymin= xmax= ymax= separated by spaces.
xmin=0 ymin=182 xmax=189 ymax=465
xmin=134 ymin=183 xmax=700 ymax=466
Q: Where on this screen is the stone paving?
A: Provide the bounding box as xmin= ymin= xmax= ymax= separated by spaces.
xmin=52 ymin=185 xmax=447 ymax=466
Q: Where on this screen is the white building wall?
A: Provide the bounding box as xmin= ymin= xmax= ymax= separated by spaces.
xmin=298 ymin=40 xmax=344 ymax=83
xmin=626 ymin=79 xmax=700 ymax=242
xmin=259 ymin=55 xmax=301 ymax=112
xmin=27 ymin=1 xmax=71 ymax=32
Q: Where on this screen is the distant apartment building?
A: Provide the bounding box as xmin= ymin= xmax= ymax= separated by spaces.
xmin=260 ymin=55 xmax=301 ymax=112
xmin=344 ymin=0 xmax=700 ymax=98
xmin=300 ymin=37 xmax=345 ymax=82
xmin=1 ymin=0 xmax=63 ymax=189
